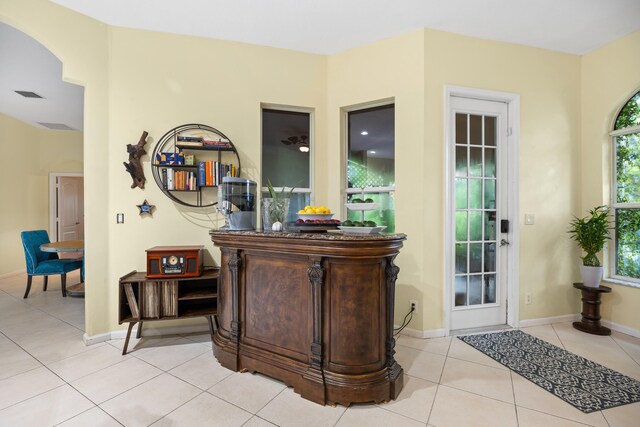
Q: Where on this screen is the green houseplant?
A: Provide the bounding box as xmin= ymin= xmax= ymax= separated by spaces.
xmin=568 ymin=205 xmax=611 ymax=287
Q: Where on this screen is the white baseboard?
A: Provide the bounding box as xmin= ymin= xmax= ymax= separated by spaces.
xmin=602 ymin=320 xmax=640 ymax=338
xmin=83 ymin=332 xmax=111 ymax=346
xmin=0 ymin=269 xmax=25 ymax=279
xmin=517 ymin=314 xmax=579 ymax=328
xmin=396 ymin=326 xmax=447 ymax=339
xmin=84 ymin=322 xmax=211 ymax=345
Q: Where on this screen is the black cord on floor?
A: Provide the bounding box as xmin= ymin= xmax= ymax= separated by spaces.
xmin=393 ymin=306 xmax=415 ymax=336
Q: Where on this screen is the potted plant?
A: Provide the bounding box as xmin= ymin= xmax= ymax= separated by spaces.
xmin=262 ymin=178 xmax=294 ymax=231
xmin=568 ymin=205 xmax=611 ymax=287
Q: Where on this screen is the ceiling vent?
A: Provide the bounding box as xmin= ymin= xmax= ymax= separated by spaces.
xmin=15 ymin=90 xmax=44 ymax=99
xmin=37 ymin=122 xmax=76 ymax=131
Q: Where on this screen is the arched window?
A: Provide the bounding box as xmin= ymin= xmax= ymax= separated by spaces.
xmin=611 ymin=90 xmax=640 ymax=282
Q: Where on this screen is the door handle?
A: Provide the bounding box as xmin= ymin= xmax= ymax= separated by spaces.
xmin=75 ymin=222 xmax=80 ymax=225
xmin=500 ymin=238 xmax=510 ymax=246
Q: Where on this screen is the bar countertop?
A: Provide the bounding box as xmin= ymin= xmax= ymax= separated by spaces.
xmin=209 ymin=229 xmax=406 ymax=241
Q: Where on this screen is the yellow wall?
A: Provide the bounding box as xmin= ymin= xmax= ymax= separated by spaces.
xmin=327 ymin=31 xmax=428 ymax=327
xmin=581 ymin=31 xmax=640 ymax=331
xmin=328 ymin=30 xmax=582 ymax=330
xmin=2 ymin=0 xmax=638 ymax=337
xmin=0 ymin=113 xmax=83 ymax=275
xmin=106 ymin=28 xmax=327 ymax=330
xmin=1 ymin=0 xmax=110 ymax=335
xmin=423 ymin=30 xmax=583 ymax=328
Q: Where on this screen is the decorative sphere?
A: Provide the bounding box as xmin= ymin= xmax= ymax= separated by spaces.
xmin=272 ymin=221 xmax=283 ymax=231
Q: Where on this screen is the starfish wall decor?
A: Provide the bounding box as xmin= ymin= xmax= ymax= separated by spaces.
xmin=137 ymin=199 xmax=155 ymax=216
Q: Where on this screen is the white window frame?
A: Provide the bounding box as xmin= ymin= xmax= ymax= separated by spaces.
xmin=260 ymin=104 xmax=314 ymax=201
xmin=609 ymin=120 xmax=640 ymax=287
xmin=342 ymin=99 xmax=395 ymax=223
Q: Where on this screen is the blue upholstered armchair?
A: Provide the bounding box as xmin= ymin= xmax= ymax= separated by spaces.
xmin=21 ymin=230 xmax=82 ymax=298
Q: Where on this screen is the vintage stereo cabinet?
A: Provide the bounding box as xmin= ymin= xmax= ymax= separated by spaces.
xmin=146 ymin=245 xmax=204 ymax=279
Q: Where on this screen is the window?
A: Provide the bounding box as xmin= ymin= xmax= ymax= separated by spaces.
xmin=611 ymin=90 xmax=640 ymax=283
xmin=346 ymin=104 xmax=395 ymax=232
xmin=261 ymin=108 xmax=312 ymax=222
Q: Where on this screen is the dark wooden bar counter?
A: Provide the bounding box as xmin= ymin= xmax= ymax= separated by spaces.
xmin=209 ymin=230 xmax=406 ymax=406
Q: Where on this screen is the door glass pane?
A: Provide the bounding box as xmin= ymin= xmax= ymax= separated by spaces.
xmin=455 ymin=114 xmax=467 ymax=145
xmin=484 ymin=243 xmax=496 ymax=272
xmin=469 ymin=275 xmax=482 ymax=305
xmin=470 ymin=115 xmax=482 ymax=145
xmin=455 ymin=146 xmax=467 ymax=176
xmin=469 ymin=211 xmax=482 ymax=241
xmin=469 ymin=243 xmax=482 ymax=273
xmin=469 ymin=147 xmax=482 ymax=176
xmin=456 ymin=179 xmax=467 ymax=209
xmin=455 ymin=243 xmax=468 ymax=274
xmin=484 ymin=148 xmax=496 ymax=177
xmin=484 ymin=179 xmax=496 ymax=209
xmin=469 ymin=179 xmax=482 ymax=209
xmin=455 ymin=276 xmax=467 ymax=307
xmin=484 ymin=116 xmax=496 ymax=146
xmin=484 ymin=274 xmax=496 ymax=303
xmin=456 ymin=211 xmax=467 ymax=241
xmin=484 ymin=211 xmax=496 ymax=241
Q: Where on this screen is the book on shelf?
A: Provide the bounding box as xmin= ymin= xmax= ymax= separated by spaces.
xmin=167 ymin=168 xmax=175 ymax=190
xmin=177 ymin=141 xmax=203 ymax=147
xmin=177 ymin=136 xmax=204 ymax=142
xmin=205 ymin=161 xmax=212 ymax=186
xmin=184 ymin=154 xmax=195 ymax=165
xmin=203 ymin=138 xmax=232 ymax=149
xmin=197 ymin=162 xmax=206 ymax=187
xmin=161 ymin=168 xmax=168 ymax=189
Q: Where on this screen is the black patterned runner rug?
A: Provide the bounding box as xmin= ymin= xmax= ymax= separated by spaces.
xmin=458 ymin=329 xmax=640 ymax=413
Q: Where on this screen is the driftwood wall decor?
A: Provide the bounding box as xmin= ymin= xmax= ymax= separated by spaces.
xmin=124 ymin=131 xmax=148 ymax=189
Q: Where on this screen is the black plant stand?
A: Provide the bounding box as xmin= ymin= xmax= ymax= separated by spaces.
xmin=572 ymin=282 xmax=612 ymax=336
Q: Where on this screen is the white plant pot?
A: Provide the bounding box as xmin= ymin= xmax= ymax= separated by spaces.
xmin=580 ymin=265 xmax=603 ymax=287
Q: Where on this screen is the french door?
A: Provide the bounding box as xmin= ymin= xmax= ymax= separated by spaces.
xmin=450 ymin=96 xmax=510 ymax=330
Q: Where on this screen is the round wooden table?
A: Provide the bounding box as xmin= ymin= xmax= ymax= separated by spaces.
xmin=40 ymin=240 xmax=84 ymax=297
xmin=572 ymin=282 xmax=611 ymax=335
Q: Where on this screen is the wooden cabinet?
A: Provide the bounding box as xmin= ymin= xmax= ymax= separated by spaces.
xmin=151 ymin=123 xmax=241 ymax=207
xmin=210 ymin=230 xmax=406 ymax=406
xmin=118 ymin=268 xmax=219 ymax=354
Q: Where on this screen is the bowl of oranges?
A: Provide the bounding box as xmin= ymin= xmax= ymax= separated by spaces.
xmin=297 ymin=205 xmax=334 ymax=221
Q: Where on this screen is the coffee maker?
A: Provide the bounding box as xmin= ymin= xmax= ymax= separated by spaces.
xmin=218 ymin=177 xmax=257 ymax=230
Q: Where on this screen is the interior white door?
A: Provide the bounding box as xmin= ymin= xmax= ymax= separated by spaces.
xmin=450 ymin=96 xmax=509 ymax=330
xmin=58 ymin=176 xmax=84 ymax=241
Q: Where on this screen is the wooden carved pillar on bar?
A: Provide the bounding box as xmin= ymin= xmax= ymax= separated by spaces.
xmin=385 ymin=255 xmax=402 ymax=389
xmin=227 ymin=250 xmax=241 ymax=341
xmin=304 ymin=256 xmax=326 ymax=402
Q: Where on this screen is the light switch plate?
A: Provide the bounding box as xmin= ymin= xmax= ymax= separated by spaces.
xmin=525 ymin=214 xmax=534 ymax=225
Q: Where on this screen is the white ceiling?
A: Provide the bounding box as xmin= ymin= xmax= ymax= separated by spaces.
xmin=0 ymin=22 xmax=83 ymax=131
xmin=51 ymin=0 xmax=640 ymax=55
xmin=2 ymin=0 xmax=639 ymax=132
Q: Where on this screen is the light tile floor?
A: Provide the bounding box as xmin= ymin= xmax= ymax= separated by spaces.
xmin=1 ymin=271 xmax=640 ymax=426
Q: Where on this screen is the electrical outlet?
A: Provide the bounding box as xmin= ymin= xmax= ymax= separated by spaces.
xmin=525 ymin=293 xmax=532 ymax=304
xmin=409 ymin=300 xmax=418 ymax=314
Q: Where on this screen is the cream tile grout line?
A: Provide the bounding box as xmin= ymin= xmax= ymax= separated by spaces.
xmin=424 ymin=381 xmax=440 ymax=427
xmin=610 ymin=334 xmax=640 ymax=369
